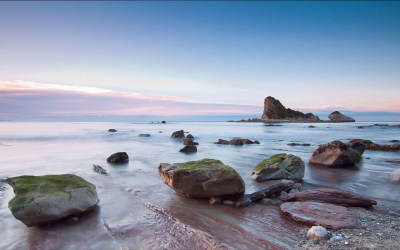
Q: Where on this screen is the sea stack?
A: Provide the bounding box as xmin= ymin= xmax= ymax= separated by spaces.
xmin=328 ymin=111 xmax=355 ymax=122
xmin=261 ymin=96 xmax=319 ymax=121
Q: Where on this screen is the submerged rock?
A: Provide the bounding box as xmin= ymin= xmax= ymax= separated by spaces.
xmin=366 ymin=142 xmax=400 ymax=151
xmin=252 ymin=154 xmax=305 ymax=182
xmin=309 ymin=140 xmax=361 ymax=167
xmin=92 ymin=164 xmax=108 ymax=175
xmin=107 ymin=152 xmax=129 ymax=164
xmin=6 ymin=174 xmax=99 ymax=227
xmin=158 ymin=159 xmax=245 ymax=199
xmin=171 ymin=130 xmax=185 ymax=138
xmin=280 ymin=188 xmax=377 ymax=207
xmin=328 ymin=111 xmax=355 ymax=122
xmin=215 ymin=138 xmax=258 ymax=145
xmin=390 ymin=169 xmax=400 ymax=182
xmin=215 ymin=139 xmax=229 ymax=144
xmin=108 ymin=129 xmax=117 ymax=132
xmin=307 ymin=226 xmax=328 ymax=239
xmin=138 ymin=134 xmax=151 ymax=137
xmin=179 ymin=145 xmax=197 ymax=153
xmin=280 ymin=201 xmax=357 ymax=229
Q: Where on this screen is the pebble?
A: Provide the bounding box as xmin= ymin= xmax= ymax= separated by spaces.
xmin=377 ymin=233 xmax=383 ymax=236
xmin=331 ymin=235 xmax=343 ymax=241
xmin=345 ymin=241 xmax=349 ymax=245
xmin=307 ymin=226 xmax=328 ymax=239
xmin=209 ymin=197 xmax=222 ymax=205
xmin=223 ymin=200 xmax=234 ymax=206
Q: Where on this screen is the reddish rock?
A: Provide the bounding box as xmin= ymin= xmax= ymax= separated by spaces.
xmin=366 ymin=143 xmax=400 ymax=151
xmin=280 ymin=201 xmax=357 ymax=229
xmin=183 ymin=138 xmax=199 ymax=146
xmin=186 ymin=134 xmax=194 ymax=139
xmin=309 ymin=140 xmax=361 ymax=167
xmin=242 ymin=139 xmax=254 ymax=144
xmin=230 ymin=138 xmax=244 ymax=146
xmin=215 ymin=139 xmax=229 ymax=144
xmin=280 ymin=188 xmax=376 ymax=208
xmin=179 ymin=145 xmax=197 ymax=153
xmin=171 ymin=130 xmax=185 ymax=138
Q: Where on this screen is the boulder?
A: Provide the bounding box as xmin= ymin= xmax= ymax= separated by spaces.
xmin=92 ymin=165 xmax=108 ymax=175
xmin=215 ymin=139 xmax=229 ymax=144
xmin=307 ymin=226 xmax=328 ymax=240
xmin=138 ymin=134 xmax=150 ymax=137
xmin=179 ymin=145 xmax=197 ymax=153
xmin=389 ymin=169 xmax=400 ymax=182
xmin=280 ymin=188 xmax=377 ymax=207
xmin=183 ymin=138 xmax=199 ymax=146
xmin=252 ymin=154 xmax=305 ymax=182
xmin=346 ymin=139 xmax=369 ymax=155
xmin=6 ymin=174 xmax=99 ymax=227
xmin=230 ymin=138 xmax=244 ymax=146
xmin=328 ymin=111 xmax=355 ymax=122
xmin=108 ymin=129 xmax=117 ymax=132
xmin=171 ymin=130 xmax=185 ymax=138
xmin=158 ymin=159 xmax=245 ymax=199
xmin=280 ymin=201 xmax=357 ymax=229
xmin=261 ymin=96 xmax=320 ymax=121
xmin=309 ymin=140 xmax=361 ymax=167
xmin=107 ymin=152 xmax=129 ymax=164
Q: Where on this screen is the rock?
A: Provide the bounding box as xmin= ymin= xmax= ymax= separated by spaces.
xmin=138 ymin=134 xmax=150 ymax=137
xmin=183 ymin=138 xmax=199 ymax=146
xmin=259 ymin=198 xmax=272 ymax=205
xmin=390 ymin=140 xmax=400 ymax=143
xmin=280 ymin=188 xmax=377 ymax=207
xmin=92 ymin=164 xmax=108 ymax=175
xmin=215 ymin=139 xmax=229 ymax=144
xmin=307 ymin=226 xmax=328 ymax=239
xmin=6 ymin=174 xmax=99 ymax=227
xmin=389 ymin=169 xmax=400 ymax=182
xmin=235 ymin=180 xmax=294 ymax=207
xmin=223 ymin=200 xmax=234 ymax=206
xmin=280 ymin=201 xmax=357 ymax=229
xmin=331 ymin=235 xmax=343 ymax=241
xmin=289 ymin=188 xmax=299 ymax=193
xmin=186 ymin=134 xmax=194 ymax=139
xmin=308 ymin=125 xmax=315 ymax=128
xmin=107 ymin=152 xmax=129 ymax=164
xmin=366 ymin=142 xmax=400 ymax=151
xmin=230 ymin=138 xmax=244 ymax=146
xmin=293 ymin=183 xmax=302 ymax=190
xmin=179 ymin=145 xmax=197 ymax=153
xmin=254 ymin=140 xmax=260 ymax=144
xmin=209 ymin=197 xmax=222 ymax=205
xmin=161 ymin=121 xmax=166 ymax=124
xmin=252 ymin=154 xmax=305 ymax=182
xmin=108 ymin=129 xmax=117 ymax=132
xmin=309 ymin=140 xmax=361 ymax=167
xmin=261 ymin=96 xmax=320 ymax=121
xmin=171 ymin=130 xmax=185 ymax=138
xmin=328 ymin=111 xmax=355 ymax=122
xmin=158 ymin=159 xmax=245 ymax=199
xmin=346 ymin=139 xmax=368 ymax=155
xmin=302 ymin=143 xmax=311 ymax=146
xmin=242 ymin=139 xmax=254 ymax=144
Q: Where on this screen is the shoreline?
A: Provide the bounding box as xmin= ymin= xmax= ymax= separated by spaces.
xmin=230 ymin=118 xmax=355 ymax=123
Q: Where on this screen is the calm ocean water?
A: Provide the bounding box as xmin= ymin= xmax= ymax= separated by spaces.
xmin=0 ymin=121 xmax=399 ymax=249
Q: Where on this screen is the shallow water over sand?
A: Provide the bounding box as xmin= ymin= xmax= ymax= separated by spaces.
xmin=0 ymin=121 xmax=399 ymax=249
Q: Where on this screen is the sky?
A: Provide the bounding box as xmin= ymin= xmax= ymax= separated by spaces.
xmin=0 ymin=1 xmax=399 ymax=120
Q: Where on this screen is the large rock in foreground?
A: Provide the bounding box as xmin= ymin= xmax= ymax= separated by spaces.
xmin=6 ymin=174 xmax=99 ymax=227
xmin=158 ymin=159 xmax=245 ymax=199
xmin=280 ymin=188 xmax=377 ymax=208
xmin=261 ymin=96 xmax=319 ymax=121
xmin=252 ymin=154 xmax=305 ymax=182
xmin=328 ymin=111 xmax=355 ymax=122
xmin=280 ymin=201 xmax=357 ymax=229
xmin=309 ymin=140 xmax=361 ymax=167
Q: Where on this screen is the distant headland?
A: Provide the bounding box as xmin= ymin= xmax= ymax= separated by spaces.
xmin=234 ymin=96 xmax=355 ymax=123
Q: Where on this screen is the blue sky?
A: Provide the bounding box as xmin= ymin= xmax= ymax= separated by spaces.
xmin=0 ymin=1 xmax=399 ymax=118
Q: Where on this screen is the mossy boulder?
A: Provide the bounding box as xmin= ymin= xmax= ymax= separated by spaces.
xmin=6 ymin=174 xmax=99 ymax=227
xmin=252 ymin=154 xmax=305 ymax=182
xmin=158 ymin=159 xmax=245 ymax=199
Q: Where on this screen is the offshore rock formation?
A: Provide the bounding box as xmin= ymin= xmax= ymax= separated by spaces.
xmin=328 ymin=111 xmax=355 ymax=122
xmin=261 ymin=96 xmax=319 ymax=121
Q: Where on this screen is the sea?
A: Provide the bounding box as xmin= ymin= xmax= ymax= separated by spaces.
xmin=0 ymin=121 xmax=399 ymax=249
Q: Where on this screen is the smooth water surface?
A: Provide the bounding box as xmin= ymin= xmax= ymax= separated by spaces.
xmin=0 ymin=121 xmax=399 ymax=249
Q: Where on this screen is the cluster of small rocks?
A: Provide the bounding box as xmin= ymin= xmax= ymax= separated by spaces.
xmin=215 ymin=138 xmax=260 ymax=145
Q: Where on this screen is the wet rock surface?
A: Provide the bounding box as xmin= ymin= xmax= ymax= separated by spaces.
xmin=280 ymin=188 xmax=377 ymax=208
xmin=6 ymin=174 xmax=99 ymax=227
xmin=171 ymin=130 xmax=185 ymax=138
xmin=107 ymin=152 xmax=129 ymax=164
xmin=366 ymin=142 xmax=400 ymax=151
xmin=138 ymin=134 xmax=151 ymax=137
xmin=252 ymin=154 xmax=305 ymax=182
xmin=179 ymin=145 xmax=197 ymax=153
xmin=215 ymin=138 xmax=259 ymax=145
xmin=108 ymin=129 xmax=117 ymax=132
xmin=158 ymin=159 xmax=245 ymax=199
xmin=280 ymin=201 xmax=358 ymax=229
xmin=92 ymin=164 xmax=108 ymax=175
xmin=309 ymin=140 xmax=361 ymax=167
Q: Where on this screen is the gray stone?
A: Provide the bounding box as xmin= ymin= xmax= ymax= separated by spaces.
xmin=307 ymin=226 xmax=328 ymax=239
